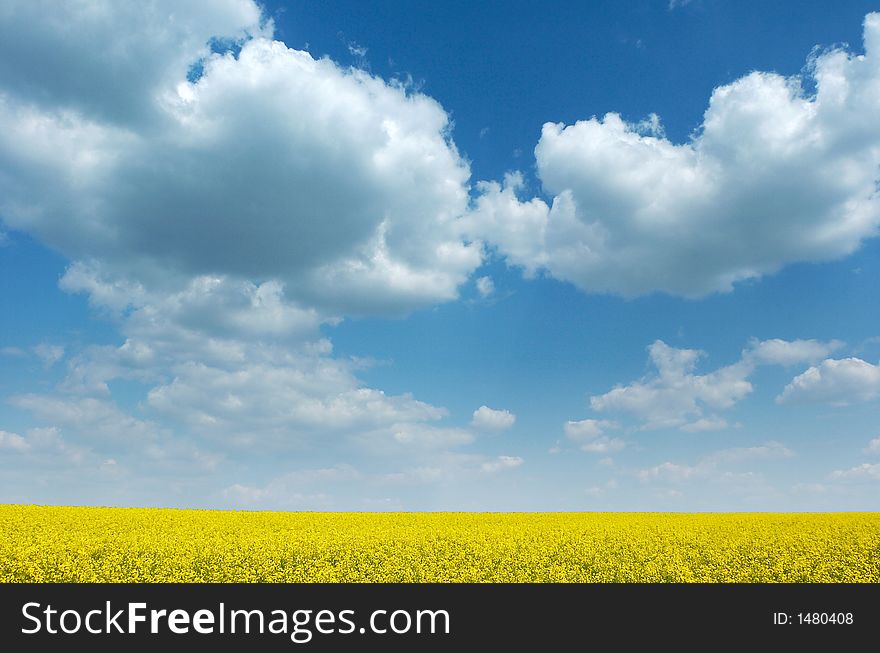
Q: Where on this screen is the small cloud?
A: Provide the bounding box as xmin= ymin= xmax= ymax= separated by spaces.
xmin=475 ymin=276 xmax=495 ymax=298
xmin=471 ymin=405 xmax=516 ymax=432
xmin=830 ymin=463 xmax=880 ymax=482
xmin=777 ymin=357 xmax=880 ymax=406
xmin=564 ymin=419 xmax=624 ymax=453
xmin=0 ymin=346 xmax=27 ymax=358
xmin=634 ymin=113 xmax=663 ymax=136
xmin=705 ymin=441 xmax=794 ymax=466
xmin=865 ymin=437 xmax=880 ymax=455
xmin=100 ymin=458 xmax=122 ymax=477
xmin=222 ymin=466 xmax=360 ymax=509
xmin=391 ymin=423 xmax=474 ymax=448
xmin=479 ymin=127 xmax=490 ymax=139
xmin=347 ymin=41 xmax=368 ymax=58
xmin=0 ymin=430 xmax=30 ymax=453
xmin=33 ymin=343 xmax=65 ymax=368
xmin=580 ymin=438 xmax=625 ymax=454
xmin=638 ymin=441 xmax=793 ymax=484
xmin=638 ymin=461 xmax=699 ymax=483
xmin=480 ymin=455 xmax=524 ymax=474
xmin=681 ymin=416 xmax=730 ymax=432
xmin=746 ymin=338 xmax=844 ymax=366
xmin=584 ymin=479 xmax=618 ymax=497
xmin=564 ymin=419 xmax=613 ymax=439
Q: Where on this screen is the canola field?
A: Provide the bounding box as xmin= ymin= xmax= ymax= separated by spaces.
xmin=1 ymin=505 xmax=878 ymax=582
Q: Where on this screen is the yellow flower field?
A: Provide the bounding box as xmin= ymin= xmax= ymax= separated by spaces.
xmin=1 ymin=505 xmax=878 ymax=582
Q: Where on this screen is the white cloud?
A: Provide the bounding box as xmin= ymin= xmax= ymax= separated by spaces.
xmin=471 ymin=405 xmax=516 ymax=431
xmin=42 ymin=261 xmax=477 ymax=459
xmin=680 ymin=416 xmax=731 ymax=432
xmin=584 ymin=479 xmax=617 ymax=497
xmin=10 ymin=248 xmax=479 ymax=483
xmin=821 ymin=434 xmax=880 ymax=491
xmin=830 ymin=463 xmax=880 ymax=482
xmin=480 ymin=455 xmax=524 ymax=474
xmin=585 ymin=338 xmax=845 ymax=430
xmin=0 ymin=2 xmax=481 ymax=317
xmin=475 ymin=276 xmax=495 ymax=298
xmin=10 ymin=395 xmax=161 ymax=444
xmin=55 ymin=265 xmax=331 ymax=396
xmin=387 ymin=423 xmax=474 ymax=450
xmin=347 ymin=41 xmax=368 ymax=59
xmin=468 ymin=15 xmax=880 ymax=297
xmin=222 ymin=464 xmax=359 ymax=509
xmin=0 ymin=426 xmax=89 ymax=466
xmin=777 ymin=357 xmax=880 ymax=405
xmin=7 ymin=393 xmax=224 ymax=474
xmin=703 ymin=442 xmax=794 ymax=466
xmin=589 ymin=340 xmax=752 ymax=430
xmin=745 ymin=338 xmax=844 ymax=366
xmin=638 ymin=461 xmax=700 ymax=483
xmin=144 ymin=360 xmax=453 ymax=449
xmin=467 ymin=173 xmax=550 ymax=275
xmin=563 ymin=418 xmax=610 ymax=439
xmin=638 ymin=441 xmax=793 ymax=483
xmin=580 ymin=439 xmax=624 ymax=454
xmin=0 ymin=430 xmax=29 ymax=452
xmin=33 ymin=343 xmax=64 ymax=368
xmin=563 ymin=419 xmax=624 ymax=453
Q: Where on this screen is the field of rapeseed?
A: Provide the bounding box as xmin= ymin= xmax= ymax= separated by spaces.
xmin=1 ymin=505 xmax=878 ymax=582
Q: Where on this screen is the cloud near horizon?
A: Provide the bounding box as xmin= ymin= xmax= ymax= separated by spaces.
xmin=576 ymin=338 xmax=844 ymax=432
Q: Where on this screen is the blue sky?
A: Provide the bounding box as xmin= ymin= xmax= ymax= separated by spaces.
xmin=1 ymin=0 xmax=879 ymax=510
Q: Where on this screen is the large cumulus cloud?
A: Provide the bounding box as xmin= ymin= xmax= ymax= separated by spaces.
xmin=468 ymin=14 xmax=880 ymax=297
xmin=0 ymin=0 xmax=480 ymax=316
